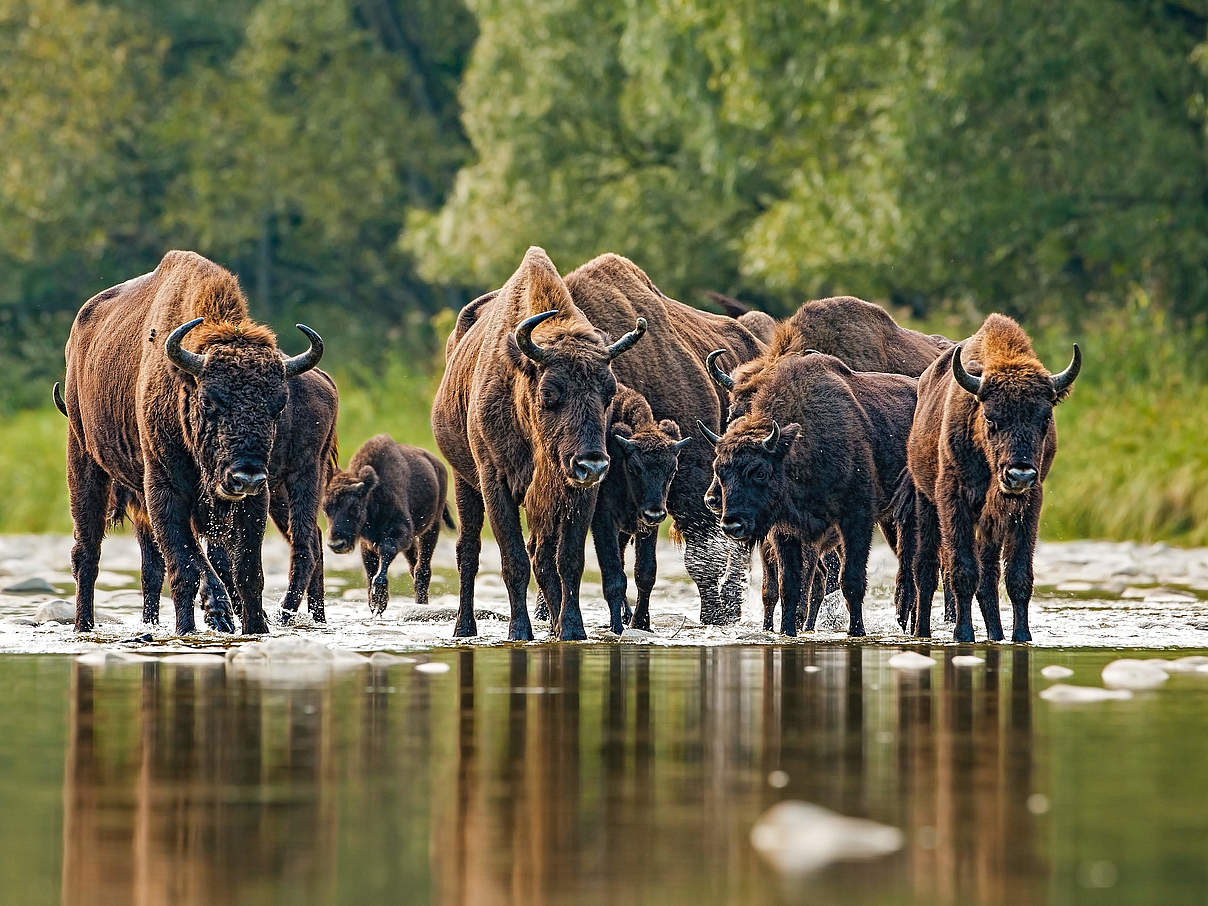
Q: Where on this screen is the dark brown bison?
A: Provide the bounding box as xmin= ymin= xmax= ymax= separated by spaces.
xmin=59 ymin=251 xmax=323 ymax=634
xmin=906 ymin=314 xmax=1080 ymax=642
xmin=593 ymin=384 xmax=691 ymax=633
xmin=431 ymin=247 xmax=646 ymax=641
xmin=700 ymin=342 xmax=918 ymax=636
xmin=54 ymin=368 xmax=338 ymax=625
xmin=323 ymin=433 xmax=454 ymax=613
xmin=564 ymin=253 xmax=765 ymax=624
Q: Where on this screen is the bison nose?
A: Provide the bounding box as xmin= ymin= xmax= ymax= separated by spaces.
xmin=720 ymin=517 xmax=749 ymax=540
xmin=641 ymin=507 xmax=667 ymax=526
xmin=571 ymin=452 xmax=609 ymax=486
xmin=1005 ymin=464 xmax=1038 ymax=491
xmin=227 ymin=468 xmax=268 ymax=495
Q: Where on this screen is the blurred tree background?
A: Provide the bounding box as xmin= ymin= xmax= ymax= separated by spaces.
xmin=2 ymin=0 xmax=1207 ymax=541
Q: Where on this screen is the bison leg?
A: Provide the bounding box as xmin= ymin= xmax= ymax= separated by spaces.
xmin=67 ymin=439 xmax=110 ymax=633
xmin=938 ymin=483 xmax=978 ymax=643
xmin=593 ymin=512 xmax=628 ymax=635
xmin=275 ymin=489 xmax=317 ymax=622
xmin=530 ymin=534 xmax=560 ymax=628
xmin=631 ymin=530 xmax=657 ymax=632
xmin=912 ymin=496 xmax=941 ymax=638
xmin=370 ymin=540 xmax=397 ymax=615
xmin=304 ymin=529 xmax=326 ymax=623
xmin=618 ymin=532 xmax=634 ymax=625
xmin=145 ymin=480 xmax=203 ymax=636
xmin=1003 ymin=490 xmax=1042 ymax=643
xmin=360 ymin=543 xmax=380 ymax=610
xmin=134 ymin=518 xmax=165 ymax=625
xmin=482 ymin=475 xmax=533 ymax=642
xmin=452 ymin=476 xmax=484 ymax=638
xmin=552 ymin=498 xmax=592 ymax=642
xmin=717 ymin=536 xmax=751 ymax=624
xmin=201 ymin=542 xmax=238 ymax=633
xmin=229 ymin=496 xmax=270 ymax=635
xmin=413 ymin=524 xmax=439 ymax=608
xmin=823 ymin=549 xmax=842 ymax=597
xmin=975 ymin=537 xmax=1005 ymax=641
xmin=837 ymin=517 xmax=872 ymax=638
xmin=942 ymin=574 xmax=957 ymax=623
xmin=760 ymin=541 xmax=779 ymax=631
xmin=803 ymin=553 xmax=826 ymax=632
xmin=682 ymin=530 xmax=728 ymax=625
xmin=772 ymin=533 xmax=803 ymax=637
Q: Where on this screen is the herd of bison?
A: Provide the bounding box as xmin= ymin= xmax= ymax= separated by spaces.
xmin=52 ymin=248 xmax=1081 ymax=644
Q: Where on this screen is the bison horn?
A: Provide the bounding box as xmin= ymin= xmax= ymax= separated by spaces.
xmin=697 ymin=419 xmax=722 ymax=447
xmin=673 ymin=437 xmax=692 ymax=453
xmin=283 ymin=324 xmax=324 ymax=378
xmin=950 ymin=344 xmax=982 ymax=396
xmin=607 ymin=317 xmax=647 ymax=360
xmin=52 ymin=382 xmax=68 ymax=417
xmin=1050 ymin=343 xmax=1082 ymax=395
xmin=165 ymin=318 xmax=207 ymax=376
xmin=515 ymin=310 xmax=558 ymax=365
xmin=706 ymin=350 xmax=735 ymax=391
xmin=762 ymin=421 xmax=781 ymax=452
xmin=613 ymin=433 xmax=638 ymax=454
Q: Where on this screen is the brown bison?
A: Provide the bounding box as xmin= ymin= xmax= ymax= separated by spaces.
xmin=564 ymin=253 xmax=765 ymax=624
xmin=54 ymin=367 xmax=338 ymax=625
xmin=59 ymin=251 xmax=324 ymax=634
xmin=700 ymin=338 xmax=919 ymax=636
xmin=431 ymin=247 xmax=646 ymax=641
xmin=323 ymin=434 xmax=454 ymax=613
xmin=593 ymin=384 xmax=691 ymax=633
xmin=705 ymin=291 xmax=778 ymax=343
xmin=906 ymin=314 xmax=1080 ymax=642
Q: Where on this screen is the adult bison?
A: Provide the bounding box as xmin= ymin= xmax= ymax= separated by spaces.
xmin=59 ymin=250 xmax=324 ymax=634
xmin=565 ymin=253 xmax=765 ymax=624
xmin=906 ymin=314 xmax=1080 ymax=642
xmin=700 ymin=342 xmax=919 ymax=637
xmin=432 ymin=247 xmax=646 ymax=641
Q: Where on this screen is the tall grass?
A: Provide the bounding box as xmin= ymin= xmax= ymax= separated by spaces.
xmin=2 ymin=311 xmax=1206 ymax=545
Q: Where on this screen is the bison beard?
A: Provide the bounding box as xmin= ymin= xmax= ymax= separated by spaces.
xmin=431 ymin=247 xmax=646 ymax=641
xmin=906 ymin=314 xmax=1081 ymax=642
xmin=59 ymin=251 xmax=323 ymax=635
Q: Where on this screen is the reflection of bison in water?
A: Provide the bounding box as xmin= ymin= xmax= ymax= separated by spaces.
xmin=593 ymin=385 xmax=691 ymax=633
xmin=432 ymin=247 xmax=646 ymax=641
xmin=59 ymin=251 xmax=324 ymax=634
xmin=907 ymin=315 xmax=1080 ymax=642
xmin=565 ymin=254 xmax=765 ymax=625
xmin=324 ymin=434 xmax=454 ymax=613
xmin=701 ymin=336 xmax=918 ymax=636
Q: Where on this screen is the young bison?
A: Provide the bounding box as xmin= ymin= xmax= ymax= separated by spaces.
xmin=324 ymin=435 xmax=454 ymax=614
xmin=907 ymin=314 xmax=1080 ymax=642
xmin=593 ymin=385 xmax=691 ymax=633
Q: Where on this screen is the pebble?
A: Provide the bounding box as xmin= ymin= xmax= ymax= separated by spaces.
xmin=888 ymin=652 xmax=936 ymax=670
xmin=34 ymin=599 xmax=76 ymax=624
xmin=1040 ymin=684 xmax=1134 ymax=703
xmin=1041 ymin=665 xmax=1074 ymax=680
xmin=5 ymin=578 xmax=57 ymax=594
xmin=415 ymin=662 xmax=450 ymax=674
xmin=1101 ymin=659 xmax=1169 ymax=690
xmin=750 ymin=801 xmax=903 ymax=874
xmin=951 ymin=655 xmax=984 ymax=667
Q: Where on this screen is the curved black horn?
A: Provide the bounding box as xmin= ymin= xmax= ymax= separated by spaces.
xmin=950 ymin=344 xmax=982 ymax=396
xmin=673 ymin=436 xmax=692 ymax=453
xmin=515 ymin=310 xmax=558 ymax=365
xmin=165 ymin=318 xmax=206 ymax=376
xmin=283 ymin=324 xmax=324 ymax=378
xmin=607 ymin=317 xmax=647 ymax=360
xmin=613 ymin=433 xmax=638 ymax=454
xmin=1050 ymin=343 xmax=1082 ymax=395
xmin=52 ymin=382 xmax=68 ymax=417
xmin=706 ymin=349 xmax=735 ymax=391
xmin=697 ymin=419 xmax=722 ymax=447
xmin=762 ymin=420 xmax=781 ymax=452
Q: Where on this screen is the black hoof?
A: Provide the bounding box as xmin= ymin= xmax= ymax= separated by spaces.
xmin=1012 ymin=628 xmax=1032 ymax=643
xmin=954 ymin=625 xmax=975 ymax=643
xmin=205 ymin=610 xmax=235 ymax=634
xmin=277 ymin=608 xmax=294 ymax=626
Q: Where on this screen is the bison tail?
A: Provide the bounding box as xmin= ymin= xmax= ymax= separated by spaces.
xmin=890 ymin=467 xmax=916 ymax=528
xmin=442 ymin=504 xmax=456 ymax=531
xmin=107 ymin=485 xmax=137 ymax=530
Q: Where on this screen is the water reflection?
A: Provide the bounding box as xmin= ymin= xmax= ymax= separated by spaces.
xmin=59 ymin=646 xmax=1052 ymax=905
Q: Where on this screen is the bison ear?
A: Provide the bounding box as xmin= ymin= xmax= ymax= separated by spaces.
xmin=658 ymin=418 xmax=682 ymax=441
xmin=774 ymin=423 xmax=801 ymax=457
xmin=505 ymin=333 xmax=539 ymax=377
xmin=357 ymin=465 xmax=379 ymax=492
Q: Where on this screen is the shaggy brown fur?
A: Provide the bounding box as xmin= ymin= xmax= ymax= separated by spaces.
xmin=60 ymin=250 xmax=323 ymax=635
xmin=907 ymin=314 xmax=1081 ymax=642
xmin=324 ymin=434 xmax=453 ymax=614
xmin=565 ymin=253 xmax=766 ymax=624
xmin=432 ymin=247 xmax=646 ymax=641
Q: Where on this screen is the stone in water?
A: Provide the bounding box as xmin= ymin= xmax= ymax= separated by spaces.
xmin=1041 ymin=665 xmax=1074 ymax=680
xmin=888 ymin=652 xmax=936 ymax=670
xmin=1101 ymin=659 xmax=1169 ymax=690
xmin=750 ymin=801 xmax=903 ymax=875
xmin=1040 ymin=684 xmax=1133 ymax=703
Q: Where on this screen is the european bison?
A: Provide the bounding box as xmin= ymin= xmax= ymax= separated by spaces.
xmin=593 ymin=384 xmax=691 ymax=633
xmin=324 ymin=434 xmax=454 ymax=613
xmin=700 ymin=340 xmax=918 ymax=636
xmin=906 ymin=314 xmax=1081 ymax=642
xmin=565 ymin=253 xmax=765 ymax=624
xmin=432 ymin=247 xmax=646 ymax=641
xmin=705 ymin=291 xmax=778 ymax=344
xmin=55 ymin=367 xmax=339 ymax=625
xmin=59 ymin=251 xmax=324 ymax=634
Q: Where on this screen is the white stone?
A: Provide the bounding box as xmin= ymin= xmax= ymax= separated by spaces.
xmin=888 ymin=652 xmax=936 ymax=670
xmin=1041 ymin=665 xmax=1074 ymax=680
xmin=1166 ymin=655 xmax=1208 ymax=673
xmin=951 ymin=655 xmax=984 ymax=667
xmin=415 ymin=661 xmax=450 ymax=674
xmin=621 ymin=627 xmax=658 ymax=641
xmin=1101 ymin=659 xmax=1169 ymax=690
xmin=1040 ymin=684 xmax=1133 ymax=703
xmin=34 ymin=599 xmax=76 ymax=624
xmin=750 ymin=801 xmax=903 ymax=875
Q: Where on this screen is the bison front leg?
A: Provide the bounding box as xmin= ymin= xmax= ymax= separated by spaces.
xmin=412 ymin=524 xmax=440 ymax=607
xmin=1003 ymin=491 xmax=1042 ymax=643
xmin=837 ymin=515 xmax=873 ymax=638
xmin=530 ymin=534 xmax=560 ymax=628
xmin=802 ymin=551 xmax=826 ymax=632
xmin=631 ymin=530 xmax=657 ymax=632
xmin=360 ymin=543 xmax=380 ymax=611
xmin=223 ymin=495 xmax=270 ymax=635
xmin=975 ymin=535 xmax=1005 ymax=641
xmin=146 ymin=481 xmax=204 ymax=636
xmin=305 ymin=529 xmax=326 ymax=623
xmin=760 ymin=541 xmax=779 ymax=632
xmin=134 ymin=518 xmax=165 ymax=626
xmin=937 ymin=479 xmax=978 ymax=643
xmin=370 ymin=540 xmax=398 ymax=616
xmin=912 ymin=495 xmax=941 ymax=638
xmin=452 ymin=476 xmax=484 ymax=638
xmin=67 ymin=438 xmax=111 ymax=633
xmin=592 ymin=512 xmax=628 ymax=635
xmin=552 ymin=496 xmax=593 ymax=641
xmin=482 ymin=475 xmax=534 ymax=642
xmin=200 ymin=542 xmax=237 ymax=633
xmin=772 ymin=533 xmax=803 ymax=637
xmin=275 ymin=489 xmax=317 ymax=622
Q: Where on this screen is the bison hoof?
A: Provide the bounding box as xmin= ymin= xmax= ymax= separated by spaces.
xmin=847 ymin=623 xmax=867 ymax=638
xmin=453 ymin=622 xmax=479 ymax=638
xmin=205 ymin=610 xmax=235 ymax=634
xmin=277 ymin=608 xmax=294 ymax=626
xmin=953 ymin=624 xmax=975 ymax=643
xmin=1012 ymin=627 xmax=1032 ymax=643
xmin=507 ymin=621 xmax=534 ymax=642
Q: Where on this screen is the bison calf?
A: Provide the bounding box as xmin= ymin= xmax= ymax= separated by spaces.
xmin=324 ymin=435 xmax=454 ymax=614
xmin=907 ymin=314 xmax=1080 ymax=642
xmin=593 ymin=385 xmax=691 ymax=633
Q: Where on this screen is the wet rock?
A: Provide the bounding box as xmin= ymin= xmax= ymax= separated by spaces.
xmin=1101 ymin=659 xmax=1169 ymax=690
xmin=951 ymin=655 xmax=984 ymax=667
xmin=888 ymin=652 xmax=936 ymax=670
xmin=415 ymin=661 xmax=450 ymax=674
xmin=5 ymin=578 xmax=57 ymax=594
xmin=1040 ymin=684 xmax=1133 ymax=703
xmin=621 ymin=627 xmax=658 ymax=641
xmin=1041 ymin=665 xmax=1075 ymax=680
xmin=34 ymin=599 xmax=76 ymax=624
xmin=394 ymin=604 xmax=506 ymax=623
xmin=1165 ymin=655 xmax=1208 ymax=673
xmin=750 ymin=801 xmax=903 ymax=875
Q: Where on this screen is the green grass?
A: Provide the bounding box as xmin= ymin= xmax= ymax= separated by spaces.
xmin=3 ymin=318 xmax=1207 ymax=546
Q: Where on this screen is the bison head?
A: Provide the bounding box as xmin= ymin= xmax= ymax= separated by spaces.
xmin=508 ymin=310 xmax=646 ymax=490
xmin=166 ymin=318 xmax=323 ymax=501
xmin=951 ymin=342 xmax=1081 ymax=495
xmin=323 ymin=465 xmax=378 ymax=554
xmin=699 ymin=417 xmax=800 ymax=541
xmin=609 ymin=419 xmax=690 ymax=530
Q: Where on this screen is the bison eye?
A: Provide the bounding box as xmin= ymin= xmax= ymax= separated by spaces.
xmin=541 ymin=388 xmax=562 ymax=409
xmin=985 ymin=418 xmax=1000 ymax=435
